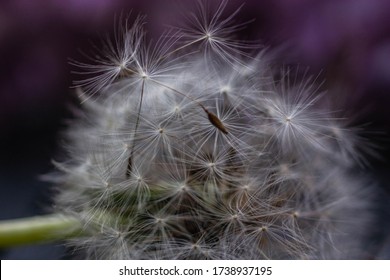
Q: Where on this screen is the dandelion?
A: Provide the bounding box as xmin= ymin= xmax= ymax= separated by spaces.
xmin=49 ymin=0 xmax=375 ymax=259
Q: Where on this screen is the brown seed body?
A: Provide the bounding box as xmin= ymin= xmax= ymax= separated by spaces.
xmin=207 ymin=111 xmax=228 ymax=134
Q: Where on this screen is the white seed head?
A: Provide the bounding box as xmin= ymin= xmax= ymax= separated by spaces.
xmin=51 ymin=1 xmax=376 ymax=260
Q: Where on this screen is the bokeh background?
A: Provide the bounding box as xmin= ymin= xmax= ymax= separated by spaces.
xmin=1 ymin=0 xmax=390 ymax=259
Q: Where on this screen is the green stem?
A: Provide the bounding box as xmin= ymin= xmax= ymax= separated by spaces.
xmin=0 ymin=214 xmax=83 ymax=248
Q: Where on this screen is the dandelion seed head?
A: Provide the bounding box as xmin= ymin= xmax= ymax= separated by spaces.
xmin=51 ymin=0 xmax=377 ymax=260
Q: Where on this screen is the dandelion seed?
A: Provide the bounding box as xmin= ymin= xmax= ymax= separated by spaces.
xmin=206 ymin=110 xmax=228 ymax=134
xmin=175 ymin=0 xmax=257 ymax=67
xmin=70 ymin=15 xmax=146 ymax=99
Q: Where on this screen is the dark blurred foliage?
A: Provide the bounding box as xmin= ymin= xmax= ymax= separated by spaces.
xmin=1 ymin=0 xmax=389 ymax=259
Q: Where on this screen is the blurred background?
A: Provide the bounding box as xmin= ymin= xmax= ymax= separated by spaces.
xmin=1 ymin=0 xmax=389 ymax=259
